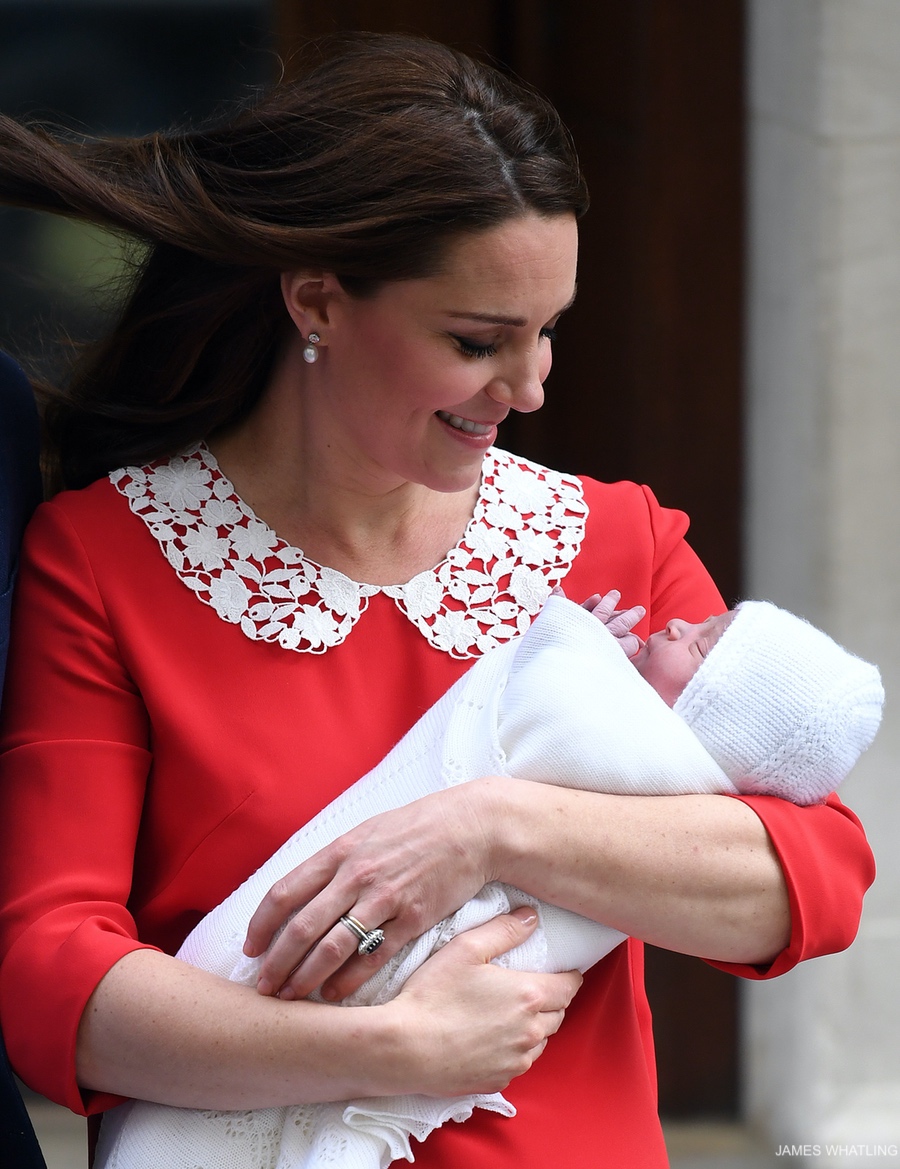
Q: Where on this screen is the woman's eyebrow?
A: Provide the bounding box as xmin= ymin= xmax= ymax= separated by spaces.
xmin=445 ymin=289 xmax=579 ymax=329
xmin=447 ymin=311 xmax=529 ymax=327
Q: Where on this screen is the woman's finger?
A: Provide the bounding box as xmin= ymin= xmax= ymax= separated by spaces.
xmin=243 ymin=849 xmax=341 ymax=959
xmin=313 ymin=903 xmax=550 ymax=1004
xmin=447 ymin=907 xmax=584 ymax=1011
xmin=271 ymin=907 xmax=403 ymax=1001
xmin=451 ymin=903 xmax=540 ymax=961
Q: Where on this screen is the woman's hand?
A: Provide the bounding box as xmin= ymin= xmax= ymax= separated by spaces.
xmin=384 ymin=907 xmax=583 ymax=1097
xmin=244 ymin=778 xmax=505 ymax=1002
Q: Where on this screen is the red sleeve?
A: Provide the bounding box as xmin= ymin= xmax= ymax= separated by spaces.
xmin=571 ymin=478 xmax=875 ymax=979
xmin=566 ymin=478 xmax=725 ymax=631
xmin=641 ymin=484 xmax=726 ymax=628
xmin=708 ymin=792 xmax=875 ymax=979
xmin=0 ymin=501 xmax=159 ymax=1114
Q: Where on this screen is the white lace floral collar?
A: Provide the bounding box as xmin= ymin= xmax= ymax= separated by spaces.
xmin=110 ymin=444 xmax=587 ymax=659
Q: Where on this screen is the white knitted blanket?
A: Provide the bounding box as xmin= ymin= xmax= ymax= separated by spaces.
xmin=95 ymin=597 xmax=740 ymax=1169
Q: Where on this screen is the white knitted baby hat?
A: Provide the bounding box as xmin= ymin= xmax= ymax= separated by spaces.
xmin=673 ymin=601 xmax=884 ymax=804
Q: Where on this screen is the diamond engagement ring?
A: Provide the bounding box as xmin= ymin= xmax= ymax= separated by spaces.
xmin=339 ymin=914 xmax=386 ymax=956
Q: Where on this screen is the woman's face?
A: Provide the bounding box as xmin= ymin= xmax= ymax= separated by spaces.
xmin=303 ymin=212 xmax=578 ymax=495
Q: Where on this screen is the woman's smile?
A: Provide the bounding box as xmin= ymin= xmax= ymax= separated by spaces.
xmin=435 ymin=411 xmax=497 ymax=442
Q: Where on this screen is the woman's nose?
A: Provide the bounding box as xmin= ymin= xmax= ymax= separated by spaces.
xmin=511 ymin=374 xmax=545 ymax=414
xmin=487 ymin=351 xmax=547 ymax=415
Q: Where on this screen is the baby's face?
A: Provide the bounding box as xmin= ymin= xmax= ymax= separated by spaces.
xmin=631 ymin=612 xmax=734 ymax=707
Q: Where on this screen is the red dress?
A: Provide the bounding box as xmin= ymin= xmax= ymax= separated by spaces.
xmin=0 ymin=447 xmax=873 ymax=1168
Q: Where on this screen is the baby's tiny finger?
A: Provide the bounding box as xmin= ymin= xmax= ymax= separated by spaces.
xmin=604 ymin=604 xmax=646 ymax=636
xmin=585 ymin=590 xmax=619 ymax=622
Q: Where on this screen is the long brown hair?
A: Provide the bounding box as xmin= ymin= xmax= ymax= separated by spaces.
xmin=0 ymin=33 xmax=588 ymax=489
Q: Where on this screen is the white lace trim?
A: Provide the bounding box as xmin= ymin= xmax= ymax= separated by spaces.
xmin=110 ymin=444 xmax=587 ymax=659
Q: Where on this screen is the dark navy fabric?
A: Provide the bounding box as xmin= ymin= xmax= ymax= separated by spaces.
xmin=0 ymin=351 xmax=43 ymax=696
xmin=0 ymin=350 xmax=47 ymax=1166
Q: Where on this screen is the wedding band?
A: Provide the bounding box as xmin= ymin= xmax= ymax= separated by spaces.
xmin=339 ymin=914 xmax=386 ymax=956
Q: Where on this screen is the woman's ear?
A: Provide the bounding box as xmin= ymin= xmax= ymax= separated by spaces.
xmin=280 ymin=270 xmax=343 ymax=337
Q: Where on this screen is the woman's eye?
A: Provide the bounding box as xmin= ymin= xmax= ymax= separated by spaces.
xmin=453 ymin=336 xmax=498 ymax=359
xmin=453 ymin=327 xmax=556 ymax=358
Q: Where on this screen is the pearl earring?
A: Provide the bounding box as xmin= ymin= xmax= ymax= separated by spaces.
xmin=302 ymin=332 xmax=320 ymax=364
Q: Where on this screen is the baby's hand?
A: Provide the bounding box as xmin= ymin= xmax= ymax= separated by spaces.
xmin=581 ymin=589 xmax=646 ymax=658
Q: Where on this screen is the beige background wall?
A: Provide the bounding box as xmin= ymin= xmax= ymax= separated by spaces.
xmin=744 ymin=1 xmax=900 ymax=1161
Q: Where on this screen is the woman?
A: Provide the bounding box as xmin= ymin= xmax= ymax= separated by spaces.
xmin=0 ymin=34 xmax=874 ymax=1168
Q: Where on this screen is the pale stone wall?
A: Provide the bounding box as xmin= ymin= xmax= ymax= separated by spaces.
xmin=744 ymin=2 xmax=900 ymax=1163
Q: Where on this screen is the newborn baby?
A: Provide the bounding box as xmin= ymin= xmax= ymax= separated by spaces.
xmin=589 ymin=589 xmax=879 ymax=805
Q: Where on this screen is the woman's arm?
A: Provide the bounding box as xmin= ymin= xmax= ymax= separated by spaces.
xmin=244 ymin=777 xmax=788 ymax=1003
xmin=76 ymin=908 xmax=581 ymax=1108
xmin=486 ymin=780 xmax=790 ymax=962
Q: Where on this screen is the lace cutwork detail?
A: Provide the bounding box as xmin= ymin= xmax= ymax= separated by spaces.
xmin=111 ymin=443 xmax=587 ymax=658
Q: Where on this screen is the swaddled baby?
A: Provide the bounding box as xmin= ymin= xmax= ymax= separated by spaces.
xmin=590 ymin=592 xmax=883 ymax=805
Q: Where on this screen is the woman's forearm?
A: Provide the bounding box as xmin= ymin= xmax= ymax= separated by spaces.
xmin=76 ymin=950 xmax=405 ymax=1108
xmin=484 ymin=779 xmax=791 ymax=965
xmin=76 ymin=912 xmax=580 ymax=1109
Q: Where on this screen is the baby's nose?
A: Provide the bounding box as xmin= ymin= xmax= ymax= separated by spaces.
xmin=665 ymin=619 xmax=688 ymax=639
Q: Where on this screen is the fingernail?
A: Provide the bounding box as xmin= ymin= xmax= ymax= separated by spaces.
xmin=320 ymin=984 xmax=339 ymax=1002
xmin=257 ymin=978 xmax=272 ymax=996
xmin=278 ymin=986 xmax=296 ymax=1001
xmin=514 ymin=907 xmax=538 ymax=926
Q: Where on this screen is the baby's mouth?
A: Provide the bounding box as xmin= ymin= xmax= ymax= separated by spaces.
xmin=436 ymin=411 xmax=493 ymax=436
